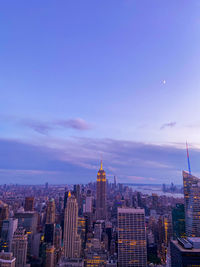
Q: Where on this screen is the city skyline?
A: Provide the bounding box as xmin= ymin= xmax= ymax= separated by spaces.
xmin=1 ymin=1 xmax=200 ymax=184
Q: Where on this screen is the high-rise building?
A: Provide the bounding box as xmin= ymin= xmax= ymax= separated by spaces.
xmin=63 ymin=192 xmax=81 ymax=258
xmin=0 ymin=203 xmax=9 ymax=238
xmin=0 ymin=218 xmax=18 ymax=252
xmin=183 ymin=171 xmax=200 ymax=236
xmin=0 ymin=251 xmax=16 ymax=267
xmin=24 ymin=197 xmax=34 ymax=212
xmin=96 ymin=161 xmax=106 ymax=220
xmin=172 ymin=204 xmax=185 ymax=238
xmin=11 ymin=227 xmax=28 ymax=267
xmin=46 ymin=199 xmax=55 ymax=224
xmin=171 ymin=237 xmax=200 ymax=267
xmin=114 ymin=176 xmax=117 ymax=189
xmin=14 ymin=211 xmax=37 ymax=256
xmin=118 ymin=208 xmax=147 ymax=267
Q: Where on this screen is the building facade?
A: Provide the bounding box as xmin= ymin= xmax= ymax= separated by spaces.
xmin=46 ymin=199 xmax=55 ymax=224
xmin=118 ymin=208 xmax=147 ymax=267
xmin=11 ymin=228 xmax=28 ymax=267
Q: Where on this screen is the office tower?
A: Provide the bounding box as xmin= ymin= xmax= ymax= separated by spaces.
xmin=11 ymin=228 xmax=28 ymax=267
xmin=0 ymin=251 xmax=16 ymax=267
xmin=0 ymin=218 xmax=18 ymax=252
xmin=0 ymin=203 xmax=9 ymax=237
xmin=46 ymin=199 xmax=55 ymax=224
xmin=44 ymin=223 xmax=55 ymax=245
xmin=183 ymin=170 xmax=200 ymax=236
xmin=14 ymin=211 xmax=37 ymax=257
xmin=96 ymin=161 xmax=106 ymax=220
xmin=118 ymin=208 xmax=147 ymax=267
xmin=63 ymin=192 xmax=81 ymax=258
xmin=172 ymin=204 xmax=185 ymax=238
xmin=24 ymin=197 xmax=34 ymax=212
xmin=114 ymin=176 xmax=117 ymax=189
xmin=171 ymin=237 xmax=200 ymax=267
xmin=45 ymin=245 xmax=55 ymax=267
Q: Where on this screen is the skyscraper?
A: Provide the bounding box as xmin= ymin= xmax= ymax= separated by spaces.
xmin=14 ymin=211 xmax=37 ymax=257
xmin=0 ymin=218 xmax=18 ymax=252
xmin=46 ymin=199 xmax=55 ymax=224
xmin=183 ymin=170 xmax=200 ymax=236
xmin=118 ymin=207 xmax=147 ymax=267
xmin=0 ymin=203 xmax=9 ymax=238
xmin=63 ymin=192 xmax=81 ymax=258
xmin=96 ymin=161 xmax=106 ymax=220
xmin=11 ymin=227 xmax=28 ymax=267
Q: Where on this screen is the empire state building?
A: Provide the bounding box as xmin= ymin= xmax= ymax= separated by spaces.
xmin=96 ymin=161 xmax=107 ymax=220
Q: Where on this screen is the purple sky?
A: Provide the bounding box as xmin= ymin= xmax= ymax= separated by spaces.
xmin=1 ymin=0 xmax=200 ymax=184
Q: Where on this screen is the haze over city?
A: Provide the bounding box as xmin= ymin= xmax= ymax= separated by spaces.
xmin=1 ymin=1 xmax=200 ymax=184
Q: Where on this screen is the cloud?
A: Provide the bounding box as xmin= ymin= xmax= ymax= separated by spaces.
xmin=21 ymin=118 xmax=91 ymax=135
xmin=160 ymin=121 xmax=176 ymax=130
xmin=22 ymin=120 xmax=52 ymax=135
xmin=0 ymin=137 xmax=197 ymax=184
xmin=55 ymin=118 xmax=91 ymax=130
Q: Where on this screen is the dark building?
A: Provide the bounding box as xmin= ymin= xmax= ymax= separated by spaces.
xmin=0 ymin=203 xmax=9 ymax=238
xmin=44 ymin=223 xmax=55 ymax=245
xmin=64 ymin=191 xmax=69 ymax=210
xmin=96 ymin=161 xmax=106 ymax=220
xmin=172 ymin=203 xmax=185 ymax=238
xmin=24 ymin=197 xmax=34 ymax=212
xmin=171 ymin=237 xmax=200 ymax=267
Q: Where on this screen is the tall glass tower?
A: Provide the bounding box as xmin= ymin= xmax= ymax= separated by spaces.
xmin=183 ymin=170 xmax=200 ymax=237
xmin=96 ymin=161 xmax=107 ymax=220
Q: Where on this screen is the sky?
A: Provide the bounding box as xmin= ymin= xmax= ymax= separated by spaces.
xmin=1 ymin=0 xmax=200 ymax=184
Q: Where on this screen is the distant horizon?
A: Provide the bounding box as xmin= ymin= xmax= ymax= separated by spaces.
xmin=0 ymin=182 xmax=183 ymax=186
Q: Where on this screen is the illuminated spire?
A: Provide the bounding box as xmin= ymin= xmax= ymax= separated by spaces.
xmin=68 ymin=191 xmax=71 ymax=198
xmin=186 ymin=141 xmax=191 ymax=175
xmin=100 ymin=160 xmax=103 ymax=170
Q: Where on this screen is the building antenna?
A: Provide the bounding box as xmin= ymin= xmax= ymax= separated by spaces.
xmin=186 ymin=141 xmax=191 ymax=175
